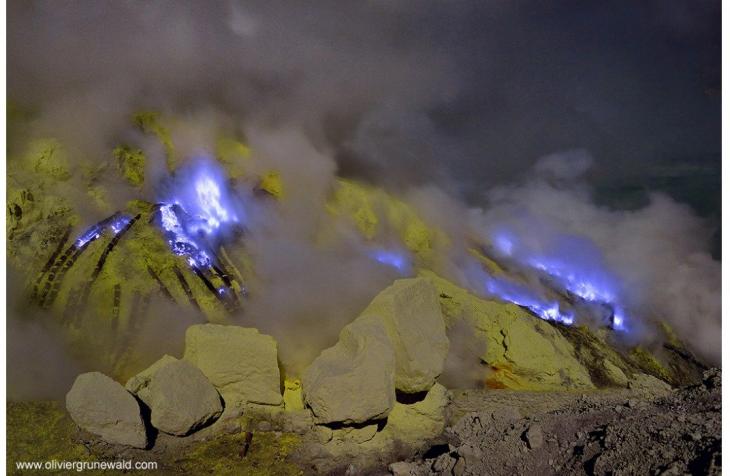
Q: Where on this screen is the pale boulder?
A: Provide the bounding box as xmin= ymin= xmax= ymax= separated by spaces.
xmin=184 ymin=324 xmax=282 ymax=406
xmin=303 ymin=314 xmax=396 ymax=424
xmin=361 ymin=278 xmax=448 ymax=393
xmin=66 ymin=372 xmax=147 ymax=448
xmin=125 ymin=354 xmax=178 ymax=402
xmin=143 ymin=360 xmax=223 ymax=435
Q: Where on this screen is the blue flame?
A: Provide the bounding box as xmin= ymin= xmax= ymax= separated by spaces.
xmin=484 ymin=275 xmax=575 ymax=325
xmin=75 ymin=225 xmax=103 ymax=247
xmin=156 ymin=158 xmax=244 ymax=269
xmin=158 ymin=203 xmax=212 ymax=268
xmin=74 ymin=214 xmax=133 ymax=247
xmin=487 ymin=227 xmax=629 ymax=330
xmin=109 ymin=215 xmax=133 ymax=235
xmin=369 ymin=248 xmax=411 ymax=274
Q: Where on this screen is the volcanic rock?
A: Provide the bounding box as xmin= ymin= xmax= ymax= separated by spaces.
xmin=422 ymin=270 xmax=594 ymax=391
xmin=360 ymin=277 xmax=449 ymax=393
xmin=303 ymin=313 xmax=396 ymax=424
xmin=145 ymin=360 xmax=223 ymax=436
xmin=332 ymin=423 xmax=380 ymax=444
xmin=386 ymin=383 xmax=449 ymax=444
xmin=303 ymin=278 xmax=448 ymax=424
xmin=125 ymin=354 xmax=178 ymax=402
xmin=628 ymin=373 xmax=672 ymax=397
xmin=183 ymin=324 xmax=282 ymax=406
xmin=524 ymin=425 xmax=544 ymax=449
xmin=389 ymin=461 xmax=417 ymax=476
xmin=65 ymin=372 xmax=147 ymax=448
xmin=602 ymin=358 xmax=629 ymax=387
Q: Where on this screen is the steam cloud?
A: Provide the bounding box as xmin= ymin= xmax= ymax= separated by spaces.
xmin=7 ymin=0 xmax=721 ymax=397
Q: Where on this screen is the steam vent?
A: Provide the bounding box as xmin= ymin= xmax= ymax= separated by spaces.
xmin=7 ymin=2 xmax=721 ymax=475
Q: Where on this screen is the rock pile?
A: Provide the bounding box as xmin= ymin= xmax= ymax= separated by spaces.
xmin=65 ymin=277 xmax=452 ymax=458
xmin=64 ymin=273 xmax=699 ymax=473
xmin=388 ymin=369 xmax=721 ymax=476
xmin=65 ymin=324 xmax=281 ymax=447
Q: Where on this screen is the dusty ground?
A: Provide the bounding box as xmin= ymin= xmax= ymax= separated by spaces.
xmin=392 ymin=369 xmax=721 ymax=476
xmin=7 ymin=369 xmax=721 ymax=475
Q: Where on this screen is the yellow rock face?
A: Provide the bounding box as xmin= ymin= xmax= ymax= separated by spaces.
xmin=326 ymin=179 xmax=449 ymax=265
xmin=113 ymin=146 xmax=146 ymax=186
xmin=283 ymin=378 xmax=304 ymax=411
xmin=421 ymin=270 xmax=595 ymax=391
xmin=385 ymin=383 xmax=448 ymax=443
xmin=133 ymin=111 xmax=176 ymax=170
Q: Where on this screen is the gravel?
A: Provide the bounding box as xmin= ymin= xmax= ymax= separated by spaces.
xmin=390 ymin=369 xmax=721 ymax=476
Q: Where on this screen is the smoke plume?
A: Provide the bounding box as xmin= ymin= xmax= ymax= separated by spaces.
xmin=7 ymin=0 xmax=721 ymax=398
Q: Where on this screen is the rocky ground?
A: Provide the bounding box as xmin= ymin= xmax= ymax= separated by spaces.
xmin=390 ymin=368 xmax=721 ymax=476
xmin=8 ymin=369 xmax=720 ymax=475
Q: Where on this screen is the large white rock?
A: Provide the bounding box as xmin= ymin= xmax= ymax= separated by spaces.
xmin=361 ymin=278 xmax=449 ymax=393
xmin=66 ymin=372 xmax=147 ymax=448
xmin=303 ymin=314 xmax=396 ymax=424
xmin=145 ymin=360 xmax=223 ymax=436
xmin=183 ymin=324 xmax=282 ymax=406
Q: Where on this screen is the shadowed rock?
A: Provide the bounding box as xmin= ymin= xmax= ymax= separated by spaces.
xmin=145 ymin=360 xmax=223 ymax=436
xmin=66 ymin=372 xmax=147 ymax=448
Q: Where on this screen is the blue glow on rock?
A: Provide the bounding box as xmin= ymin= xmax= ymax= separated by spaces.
xmin=484 ymin=275 xmax=575 ymax=325
xmin=158 ymin=204 xmax=212 ymax=268
xmin=487 ymin=228 xmax=630 ymax=330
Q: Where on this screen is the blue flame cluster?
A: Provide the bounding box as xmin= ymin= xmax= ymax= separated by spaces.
xmin=490 ymin=228 xmax=628 ymax=330
xmin=484 ymin=275 xmax=575 ymax=325
xmin=157 ymin=159 xmax=244 ymax=269
xmin=75 ymin=214 xmax=133 ymax=247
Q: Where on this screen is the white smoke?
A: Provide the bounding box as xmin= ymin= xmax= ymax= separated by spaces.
xmin=467 ymin=152 xmax=720 ymax=362
xmin=6 ymin=0 xmax=721 ymax=396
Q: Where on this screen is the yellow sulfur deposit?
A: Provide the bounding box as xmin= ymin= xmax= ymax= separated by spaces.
xmin=133 ymin=111 xmax=176 ymax=170
xmin=258 ymin=170 xmax=284 ymax=199
xmin=215 ymin=137 xmax=252 ymax=179
xmin=420 ymin=270 xmax=595 ymax=391
xmin=113 ymin=146 xmax=146 ymax=186
xmin=327 ymin=179 xmax=449 ymax=264
xmin=283 ymin=378 xmax=304 ymax=411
